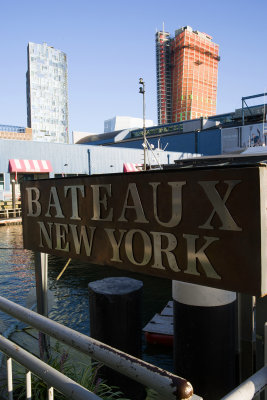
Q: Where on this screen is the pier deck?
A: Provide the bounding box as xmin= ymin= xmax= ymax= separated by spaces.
xmin=0 ymin=218 xmax=22 ymax=227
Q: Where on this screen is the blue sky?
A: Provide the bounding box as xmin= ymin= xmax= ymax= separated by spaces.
xmin=1 ymin=0 xmax=267 ymax=133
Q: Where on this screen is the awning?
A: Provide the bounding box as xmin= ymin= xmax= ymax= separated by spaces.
xmin=9 ymin=159 xmax=53 ymax=173
xmin=123 ymin=163 xmax=143 ymax=173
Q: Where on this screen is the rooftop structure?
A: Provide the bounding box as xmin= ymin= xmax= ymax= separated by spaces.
xmin=104 ymin=116 xmax=154 ymax=133
xmin=72 ymin=131 xmax=97 ymax=144
xmin=77 ymin=95 xmax=267 ymax=156
xmin=0 ymin=125 xmax=32 ymax=141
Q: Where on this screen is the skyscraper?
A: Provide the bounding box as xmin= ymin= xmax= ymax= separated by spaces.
xmin=155 ymin=30 xmax=172 ymax=125
xmin=26 ymin=42 xmax=69 ymax=143
xmin=156 ymin=26 xmax=220 ymax=125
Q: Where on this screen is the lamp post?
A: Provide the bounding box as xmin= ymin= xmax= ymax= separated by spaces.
xmin=139 ymin=78 xmax=146 ymax=170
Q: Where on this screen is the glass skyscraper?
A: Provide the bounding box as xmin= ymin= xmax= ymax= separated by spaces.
xmin=26 ymin=42 xmax=69 ymax=143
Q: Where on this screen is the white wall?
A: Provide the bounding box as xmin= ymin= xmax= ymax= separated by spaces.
xmin=104 ymin=116 xmax=154 ymax=132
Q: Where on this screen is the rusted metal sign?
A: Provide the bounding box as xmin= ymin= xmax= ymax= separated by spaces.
xmin=21 ymin=166 xmax=267 ymax=297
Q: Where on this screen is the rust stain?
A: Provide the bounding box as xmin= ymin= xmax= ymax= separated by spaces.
xmin=97 ymin=342 xmax=193 ymax=399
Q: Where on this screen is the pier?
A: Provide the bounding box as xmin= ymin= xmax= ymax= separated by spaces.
xmin=0 ymin=200 xmax=21 ymax=226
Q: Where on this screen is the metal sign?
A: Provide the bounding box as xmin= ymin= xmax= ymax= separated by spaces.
xmin=21 ymin=166 xmax=267 ymax=297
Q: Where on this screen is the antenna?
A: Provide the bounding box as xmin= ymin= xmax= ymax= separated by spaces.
xmin=163 ymin=143 xmax=168 ymax=151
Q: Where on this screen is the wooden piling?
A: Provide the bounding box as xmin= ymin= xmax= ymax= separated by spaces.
xmin=88 ymin=277 xmax=146 ymax=400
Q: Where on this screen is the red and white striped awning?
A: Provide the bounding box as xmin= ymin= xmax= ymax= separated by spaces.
xmin=123 ymin=163 xmax=143 ymax=173
xmin=9 ymin=159 xmax=53 ymax=173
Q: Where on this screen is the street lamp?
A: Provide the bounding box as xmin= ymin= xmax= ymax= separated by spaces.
xmin=139 ymin=78 xmax=147 ymax=170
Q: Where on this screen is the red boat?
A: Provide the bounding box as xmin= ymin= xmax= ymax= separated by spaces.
xmin=143 ymin=301 xmax=174 ymax=347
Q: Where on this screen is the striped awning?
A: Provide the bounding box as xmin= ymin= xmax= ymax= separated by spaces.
xmin=123 ymin=163 xmax=143 ymax=173
xmin=9 ymin=159 xmax=53 ymax=173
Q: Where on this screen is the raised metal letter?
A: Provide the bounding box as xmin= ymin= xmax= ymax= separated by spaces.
xmin=150 ymin=182 xmax=186 ymax=227
xmin=183 ymin=234 xmax=221 ymax=279
xmin=198 ymin=180 xmax=242 ymax=231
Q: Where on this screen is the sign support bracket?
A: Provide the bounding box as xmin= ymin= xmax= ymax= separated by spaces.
xmin=238 ymin=293 xmax=257 ymax=382
xmin=34 ymin=252 xmax=50 ymax=361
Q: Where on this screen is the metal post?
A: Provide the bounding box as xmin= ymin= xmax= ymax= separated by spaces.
xmin=34 ymin=252 xmax=50 ymax=361
xmin=238 ymin=294 xmax=257 ymax=381
xmin=7 ymin=357 xmax=13 ymax=400
xmin=139 ymin=78 xmax=146 ymax=170
xmin=242 ymin=98 xmax=245 ymax=126
xmin=26 ymin=371 xmax=32 ymax=400
xmin=48 ymin=387 xmax=54 ymax=400
xmin=11 ymin=180 xmax=16 ymax=215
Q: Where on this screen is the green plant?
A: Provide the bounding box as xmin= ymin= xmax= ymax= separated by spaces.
xmin=13 ymin=344 xmax=129 ymax=399
xmin=145 ymin=388 xmax=162 ymax=400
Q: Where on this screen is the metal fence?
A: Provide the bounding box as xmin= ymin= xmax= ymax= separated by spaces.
xmin=3 ymin=339 xmax=102 ymax=400
xmin=0 ymin=295 xmax=202 ymax=400
xmin=0 ymin=295 xmax=266 ymax=399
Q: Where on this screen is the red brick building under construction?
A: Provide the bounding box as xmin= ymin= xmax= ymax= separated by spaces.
xmin=156 ymin=26 xmax=220 ymax=125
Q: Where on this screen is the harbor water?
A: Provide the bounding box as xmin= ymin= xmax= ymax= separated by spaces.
xmin=0 ymin=224 xmax=173 ymax=371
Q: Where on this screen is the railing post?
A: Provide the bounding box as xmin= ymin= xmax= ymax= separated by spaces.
xmin=26 ymin=371 xmax=31 ymax=400
xmin=34 ymin=252 xmax=50 ymax=361
xmin=48 ymin=386 xmax=54 ymax=400
xmin=7 ymin=357 xmax=13 ymax=400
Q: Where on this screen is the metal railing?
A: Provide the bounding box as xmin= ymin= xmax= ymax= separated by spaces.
xmin=3 ymin=338 xmax=101 ymax=400
xmin=0 ymin=295 xmax=202 ymax=400
xmin=1 ymin=294 xmax=265 ymax=400
xmin=221 ymin=322 xmax=267 ymax=400
xmin=0 ymin=208 xmax=21 ymax=219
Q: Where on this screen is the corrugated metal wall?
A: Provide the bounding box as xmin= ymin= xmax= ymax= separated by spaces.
xmin=107 ymin=129 xmax=222 ymax=155
xmin=0 ymin=139 xmax=200 ymax=193
xmin=88 ymin=145 xmax=198 ymax=175
xmin=0 ymin=140 xmax=90 ymax=176
xmin=197 ymin=129 xmax=221 ymax=155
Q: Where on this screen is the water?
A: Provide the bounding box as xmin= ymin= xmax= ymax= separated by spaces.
xmin=0 ymin=225 xmax=173 ymax=371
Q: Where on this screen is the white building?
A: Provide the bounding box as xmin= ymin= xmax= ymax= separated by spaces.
xmin=104 ymin=116 xmax=154 ymax=133
xmin=72 ymin=131 xmax=97 ymax=144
